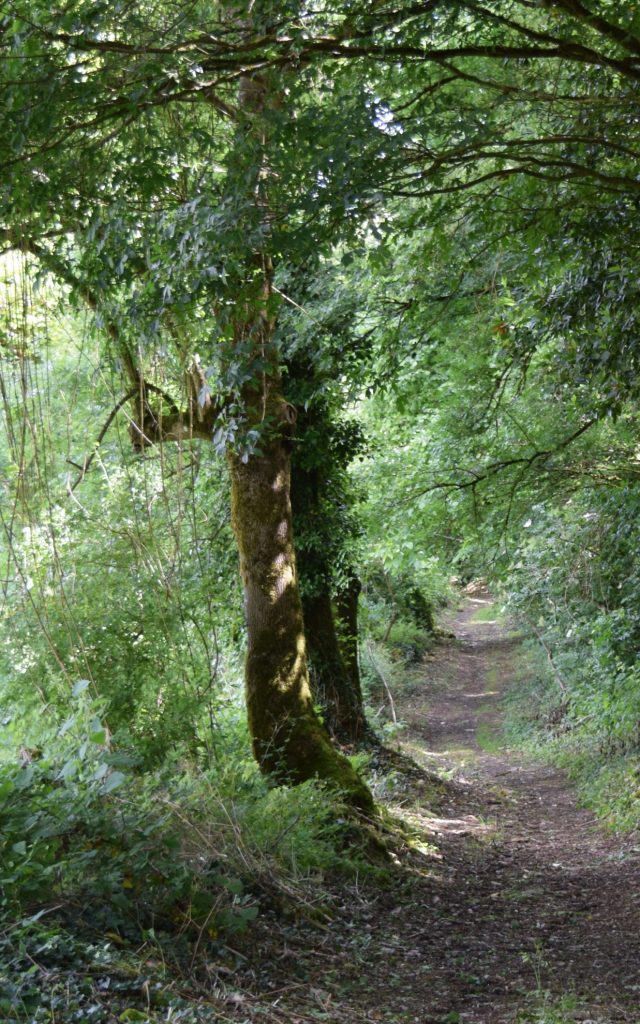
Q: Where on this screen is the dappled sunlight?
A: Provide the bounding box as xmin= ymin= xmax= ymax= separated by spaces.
xmin=274 ymin=634 xmax=307 ymax=694
xmin=271 ymin=552 xmax=294 ymax=598
xmin=421 ymin=813 xmax=494 ymax=838
xmin=2 ymin=0 xmax=639 ymax=1017
xmin=377 ymin=598 xmax=640 ymax=1021
xmin=391 ymin=802 xmax=494 ymax=841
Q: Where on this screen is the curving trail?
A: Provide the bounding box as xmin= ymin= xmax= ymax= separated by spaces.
xmin=387 ymin=596 xmax=640 ymax=1023
xmin=246 ymin=598 xmax=640 ymax=1024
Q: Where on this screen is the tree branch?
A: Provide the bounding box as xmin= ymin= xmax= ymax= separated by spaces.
xmin=393 ymin=419 xmax=597 ymax=510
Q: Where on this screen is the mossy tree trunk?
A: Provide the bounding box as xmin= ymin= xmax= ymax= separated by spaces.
xmin=334 ymin=574 xmax=368 ymax=722
xmin=126 ymin=54 xmax=374 ymax=810
xmin=128 ymin=342 xmax=374 ymax=808
xmin=227 ymin=373 xmax=373 ymax=811
xmin=224 ymin=52 xmax=371 ymax=805
xmin=302 ymin=584 xmax=369 ymax=745
xmin=287 ymin=383 xmax=373 ymax=746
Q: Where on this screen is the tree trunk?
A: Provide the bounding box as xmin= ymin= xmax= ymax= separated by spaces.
xmin=287 ymin=386 xmax=373 ymax=746
xmin=334 ymin=575 xmax=365 ymax=708
xmin=126 ymin=362 xmax=373 ymax=808
xmin=221 ymin=41 xmax=373 ymax=810
xmin=303 ymin=584 xmax=369 ymax=745
xmin=228 ymin=398 xmax=373 ymax=812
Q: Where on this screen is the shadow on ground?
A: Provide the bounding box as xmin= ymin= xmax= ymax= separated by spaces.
xmin=238 ymin=597 xmax=640 ymax=1024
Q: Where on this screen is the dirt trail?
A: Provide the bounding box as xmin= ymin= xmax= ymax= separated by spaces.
xmin=247 ymin=598 xmax=640 ymax=1024
xmin=390 ymin=596 xmax=640 ymax=1022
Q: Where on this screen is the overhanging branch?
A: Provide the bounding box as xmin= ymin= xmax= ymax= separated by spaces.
xmin=392 ymin=418 xmax=597 ymax=511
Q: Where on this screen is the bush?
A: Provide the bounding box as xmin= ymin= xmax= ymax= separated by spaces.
xmin=501 ymin=486 xmax=640 ymax=828
xmin=0 ymin=699 xmax=372 ymax=1021
xmin=384 ymin=620 xmax=434 ymax=664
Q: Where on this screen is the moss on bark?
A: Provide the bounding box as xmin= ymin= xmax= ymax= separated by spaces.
xmin=303 ymin=586 xmax=370 ymax=745
xmin=334 ymin=576 xmax=365 ymax=706
xmin=228 ymin=429 xmax=373 ymax=814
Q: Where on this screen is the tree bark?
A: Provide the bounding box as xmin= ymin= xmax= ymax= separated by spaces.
xmin=334 ymin=575 xmax=366 ymax=713
xmin=228 ymin=396 xmax=373 ymax=811
xmin=303 ymin=583 xmax=369 ymax=745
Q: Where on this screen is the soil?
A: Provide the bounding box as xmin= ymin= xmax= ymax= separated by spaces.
xmin=233 ymin=597 xmax=640 ymax=1024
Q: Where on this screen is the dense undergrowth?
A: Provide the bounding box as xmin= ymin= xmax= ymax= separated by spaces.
xmin=0 ymin=514 xmax=447 ymax=1022
xmin=504 ymin=639 xmax=640 ymax=834
xmin=0 ymin=337 xmax=450 ymax=1021
xmin=0 ymin=700 xmax=379 ymax=1022
xmin=498 ymin=485 xmax=640 ymax=831
xmin=2 ymin=1 xmax=640 ymax=1007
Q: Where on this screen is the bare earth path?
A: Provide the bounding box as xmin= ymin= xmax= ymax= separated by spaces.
xmin=245 ymin=598 xmax=640 ymax=1024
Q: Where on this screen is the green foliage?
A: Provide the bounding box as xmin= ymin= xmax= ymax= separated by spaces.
xmin=514 ymin=992 xmax=582 ymax=1024
xmin=506 ymin=484 xmax=640 ymax=755
xmin=0 ymin=278 xmax=244 ymax=767
xmin=503 ymin=636 xmax=640 ymax=831
xmin=2 ymin=1 xmax=640 ymax=1014
xmin=0 ymin=465 xmax=243 ymax=766
xmin=0 ymin=706 xmax=368 ymax=1021
xmin=358 ymin=638 xmax=419 ymax=742
xmin=381 ymin=621 xmax=433 ymax=666
xmin=1 ymin=698 xmax=253 ymax=938
xmin=240 ymin=779 xmax=367 ymax=877
xmin=358 ymin=566 xmax=448 ymax=673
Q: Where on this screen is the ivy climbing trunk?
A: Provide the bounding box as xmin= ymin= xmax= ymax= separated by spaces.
xmin=287 ymin=369 xmax=373 ymax=746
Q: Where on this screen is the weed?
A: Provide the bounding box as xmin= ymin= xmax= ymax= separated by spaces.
xmin=514 ymin=991 xmax=595 ymax=1024
xmin=476 ymin=718 xmax=503 ymax=754
xmin=469 ymin=602 xmax=505 ymax=624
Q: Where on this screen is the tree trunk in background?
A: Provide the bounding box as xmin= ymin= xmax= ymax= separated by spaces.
xmin=303 ymin=583 xmax=369 ymax=744
xmin=334 ymin=574 xmax=366 ymax=720
xmin=287 ymin=393 xmax=373 ymax=746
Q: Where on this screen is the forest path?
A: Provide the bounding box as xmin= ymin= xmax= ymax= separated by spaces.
xmin=249 ymin=596 xmax=640 ymax=1024
xmin=378 ymin=594 xmax=640 ymax=1023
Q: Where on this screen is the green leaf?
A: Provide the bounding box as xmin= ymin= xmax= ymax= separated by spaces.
xmin=217 ymin=875 xmax=243 ymax=896
xmin=58 ymin=715 xmax=76 ymax=737
xmin=58 ymin=759 xmax=78 ymax=780
xmin=237 ymin=904 xmax=258 ymax=922
xmin=101 ymin=771 xmax=126 ymax=794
